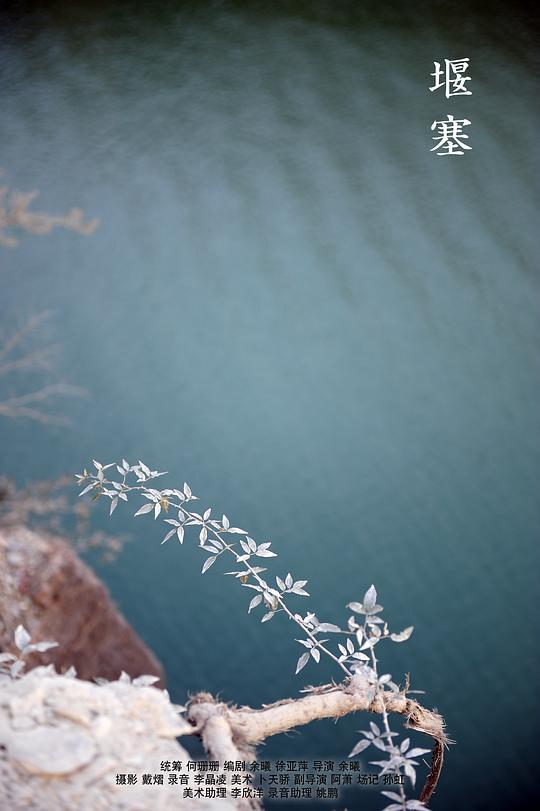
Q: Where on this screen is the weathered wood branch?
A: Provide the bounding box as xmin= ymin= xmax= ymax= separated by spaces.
xmin=186 ymin=674 xmax=448 ymax=807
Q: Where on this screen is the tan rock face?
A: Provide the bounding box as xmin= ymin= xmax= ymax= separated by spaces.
xmin=0 ymin=526 xmax=165 ymax=685
xmin=0 ymin=668 xmax=236 ymax=810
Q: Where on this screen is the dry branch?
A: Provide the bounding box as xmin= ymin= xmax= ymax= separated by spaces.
xmin=0 ymin=182 xmax=98 ymax=247
xmin=186 ymin=674 xmax=448 ymax=806
xmin=0 ymin=383 xmax=86 ymax=424
xmin=0 ymin=312 xmax=87 ymax=424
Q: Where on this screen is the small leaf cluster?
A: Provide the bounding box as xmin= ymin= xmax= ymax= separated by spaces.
xmin=0 ymin=625 xmax=58 ymax=679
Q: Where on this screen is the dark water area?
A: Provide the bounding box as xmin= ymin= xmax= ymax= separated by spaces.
xmin=0 ymin=2 xmax=539 ymax=809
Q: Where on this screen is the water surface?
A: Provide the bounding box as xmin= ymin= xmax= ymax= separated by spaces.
xmin=0 ymin=3 xmax=539 ymax=809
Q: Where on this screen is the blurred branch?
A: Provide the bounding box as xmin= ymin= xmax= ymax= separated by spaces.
xmin=0 ymin=175 xmax=98 ymax=422
xmin=0 ymin=383 xmax=86 ymax=424
xmin=0 ymin=177 xmax=111 ymax=553
xmin=0 ymin=312 xmax=56 ymax=376
xmin=0 ymin=310 xmax=86 ymax=424
xmin=0 ymin=475 xmax=126 ymax=562
xmin=0 ymin=180 xmax=99 ymax=248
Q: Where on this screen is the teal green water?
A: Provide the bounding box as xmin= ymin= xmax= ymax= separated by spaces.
xmin=1 ymin=3 xmax=539 ymax=809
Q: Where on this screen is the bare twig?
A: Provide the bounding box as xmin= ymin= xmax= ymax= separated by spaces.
xmin=0 ymin=475 xmax=126 ymax=562
xmin=0 ymin=182 xmax=98 ymax=247
xmin=0 ymin=312 xmax=87 ymax=424
xmin=0 ymin=312 xmax=54 ymax=370
xmin=0 ymin=383 xmax=86 ymax=424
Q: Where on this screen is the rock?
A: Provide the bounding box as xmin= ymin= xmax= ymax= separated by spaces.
xmin=7 ymin=725 xmax=97 ymax=775
xmin=0 ymin=526 xmax=165 ymax=686
xmin=0 ymin=667 xmax=237 ymax=810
